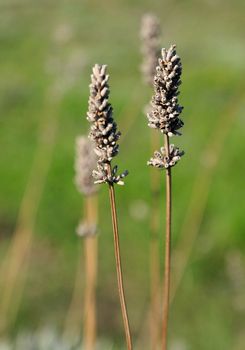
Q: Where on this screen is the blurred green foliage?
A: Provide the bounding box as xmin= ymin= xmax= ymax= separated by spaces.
xmin=0 ymin=0 xmax=245 ymax=349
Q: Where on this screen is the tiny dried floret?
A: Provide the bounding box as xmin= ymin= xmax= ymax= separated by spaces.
xmin=93 ymin=163 xmax=128 ymax=186
xmin=87 ymin=64 xmax=128 ymax=185
xmin=148 ymin=144 xmax=184 ymax=169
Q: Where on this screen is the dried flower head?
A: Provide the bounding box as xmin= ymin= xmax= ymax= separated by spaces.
xmin=147 ymin=44 xmax=184 ymax=169
xmin=148 ymin=144 xmax=184 ymax=169
xmin=93 ymin=164 xmax=128 ymax=185
xmin=74 ymin=136 xmax=98 ymax=195
xmin=147 ymin=44 xmax=184 ymax=137
xmin=140 ymin=13 xmax=160 ymax=85
xmin=87 ymin=64 xmax=128 ymax=185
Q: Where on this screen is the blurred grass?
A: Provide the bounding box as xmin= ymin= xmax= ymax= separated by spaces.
xmin=0 ymin=0 xmax=245 ymax=348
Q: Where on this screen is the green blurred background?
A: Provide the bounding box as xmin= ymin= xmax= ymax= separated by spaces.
xmin=0 ymin=0 xmax=245 ymax=349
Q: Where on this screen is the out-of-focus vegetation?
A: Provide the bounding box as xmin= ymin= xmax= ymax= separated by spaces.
xmin=0 ymin=0 xmax=245 ymax=349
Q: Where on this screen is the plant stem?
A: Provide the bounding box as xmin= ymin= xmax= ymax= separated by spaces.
xmin=83 ymin=195 xmax=98 ymax=350
xmin=84 ymin=237 xmax=97 ymax=350
xmin=63 ymin=195 xmax=98 ymax=344
xmin=162 ymin=134 xmax=172 ymax=350
xmin=108 ymin=167 xmax=132 ymax=350
xmin=62 ymin=243 xmax=83 ymax=339
xmin=150 ymin=130 xmax=161 ymax=350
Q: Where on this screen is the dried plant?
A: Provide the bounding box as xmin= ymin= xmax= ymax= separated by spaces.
xmin=135 ymin=89 xmax=245 ymax=350
xmin=140 ymin=13 xmax=162 ymax=350
xmin=64 ymin=136 xmax=99 ymax=349
xmin=87 ymin=64 xmax=132 ymax=349
xmin=75 ymin=136 xmax=98 ymax=238
xmin=147 ymin=45 xmax=184 ymax=350
xmin=147 ymin=45 xmax=184 ymax=137
xmin=75 ymin=136 xmax=98 ymax=196
xmin=140 ymin=13 xmax=161 ymax=86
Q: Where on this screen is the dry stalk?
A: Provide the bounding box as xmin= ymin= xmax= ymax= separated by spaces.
xmin=63 ymin=136 xmax=99 ymax=349
xmin=140 ymin=14 xmax=161 ymax=349
xmin=108 ymin=167 xmax=132 ymax=350
xmin=149 ymin=132 xmax=161 ymax=350
xmin=162 ymin=135 xmax=172 ymax=350
xmin=135 ymin=88 xmax=244 ymax=350
xmin=63 ymin=241 xmax=84 ymax=339
xmin=83 ymin=195 xmax=98 ymax=350
xmin=87 ymin=64 xmax=132 ymax=349
xmin=147 ymin=45 xmax=184 ymax=350
xmin=63 ymin=194 xmax=98 ymax=350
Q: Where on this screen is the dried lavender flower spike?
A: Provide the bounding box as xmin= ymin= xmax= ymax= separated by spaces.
xmin=147 ymin=44 xmax=184 ymax=137
xmin=148 ymin=45 xmax=184 ymax=169
xmin=74 ymin=136 xmax=98 ymax=238
xmin=140 ymin=13 xmax=161 ymax=85
xmin=74 ymin=136 xmax=98 ymax=195
xmin=87 ymin=64 xmax=132 ymax=349
xmin=146 ymin=44 xmax=185 ymax=350
xmin=87 ymin=64 xmax=128 ymax=185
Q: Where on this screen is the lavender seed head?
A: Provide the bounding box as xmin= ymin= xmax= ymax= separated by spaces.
xmin=140 ymin=13 xmax=161 ymax=86
xmin=147 ymin=44 xmax=184 ymax=136
xmin=74 ymin=136 xmax=98 ymax=196
xmin=87 ymin=64 xmax=128 ymax=185
xmin=147 ymin=144 xmax=184 ymax=169
xmin=147 ymin=45 xmax=184 ymax=168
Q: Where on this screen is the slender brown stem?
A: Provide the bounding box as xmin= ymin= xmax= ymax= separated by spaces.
xmin=135 ymin=91 xmax=245 ymax=350
xmin=63 ymin=195 xmax=98 ymax=345
xmin=107 ymin=167 xmax=132 ymax=350
xmin=62 ymin=242 xmax=84 ymax=339
xmin=150 ymin=130 xmax=161 ymax=350
xmin=162 ymin=135 xmax=172 ymax=350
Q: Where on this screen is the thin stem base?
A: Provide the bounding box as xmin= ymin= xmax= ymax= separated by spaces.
xmin=108 ymin=182 xmax=132 ymax=350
